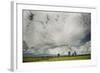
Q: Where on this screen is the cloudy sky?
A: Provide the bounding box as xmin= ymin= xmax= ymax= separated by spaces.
xmin=22 ymin=10 xmax=91 ymax=55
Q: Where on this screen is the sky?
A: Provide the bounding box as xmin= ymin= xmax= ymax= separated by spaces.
xmin=22 ymin=10 xmax=91 ymax=54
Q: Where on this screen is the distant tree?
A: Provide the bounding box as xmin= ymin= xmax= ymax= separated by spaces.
xmin=68 ymin=51 xmax=71 ymax=56
xmin=74 ymin=51 xmax=77 ymax=56
xmin=72 ymin=51 xmax=77 ymax=56
xmin=57 ymin=53 xmax=60 ymax=57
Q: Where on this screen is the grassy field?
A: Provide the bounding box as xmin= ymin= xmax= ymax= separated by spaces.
xmin=23 ymin=54 xmax=91 ymax=62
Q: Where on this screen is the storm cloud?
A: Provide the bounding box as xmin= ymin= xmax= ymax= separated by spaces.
xmin=22 ymin=10 xmax=91 ymax=55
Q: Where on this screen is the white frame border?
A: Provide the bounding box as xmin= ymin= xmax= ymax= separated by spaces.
xmin=11 ymin=1 xmax=97 ymax=72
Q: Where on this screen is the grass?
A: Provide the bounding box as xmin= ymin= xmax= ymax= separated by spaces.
xmin=23 ymin=54 xmax=91 ymax=62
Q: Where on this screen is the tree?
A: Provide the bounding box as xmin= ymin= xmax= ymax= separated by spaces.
xmin=68 ymin=51 xmax=71 ymax=56
xmin=57 ymin=53 xmax=60 ymax=57
xmin=74 ymin=51 xmax=77 ymax=56
xmin=72 ymin=51 xmax=77 ymax=56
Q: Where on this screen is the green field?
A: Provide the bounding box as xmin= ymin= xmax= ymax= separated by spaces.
xmin=23 ymin=54 xmax=91 ymax=62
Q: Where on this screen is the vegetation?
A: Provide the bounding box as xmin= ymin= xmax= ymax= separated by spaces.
xmin=23 ymin=54 xmax=91 ymax=62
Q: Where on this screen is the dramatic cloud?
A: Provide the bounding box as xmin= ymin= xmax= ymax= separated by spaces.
xmin=24 ymin=41 xmax=91 ymax=56
xmin=23 ymin=10 xmax=91 ymax=55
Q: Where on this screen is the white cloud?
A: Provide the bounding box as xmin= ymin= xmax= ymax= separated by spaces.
xmin=23 ymin=10 xmax=91 ymax=55
xmin=24 ymin=41 xmax=91 ymax=56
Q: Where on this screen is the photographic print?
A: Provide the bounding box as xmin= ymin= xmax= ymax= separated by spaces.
xmin=22 ymin=10 xmax=91 ymax=62
xmin=11 ymin=2 xmax=97 ymax=71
